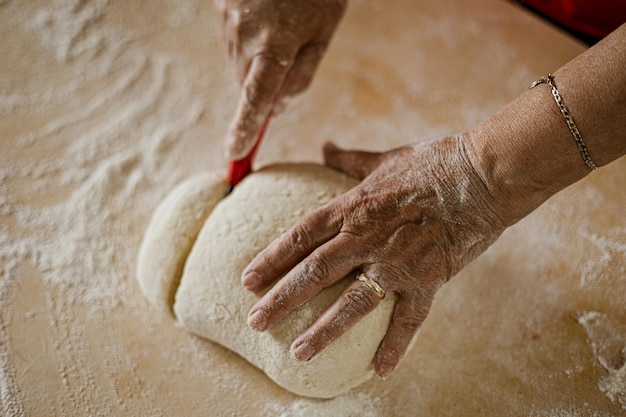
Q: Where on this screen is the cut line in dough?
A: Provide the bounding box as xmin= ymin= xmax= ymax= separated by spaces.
xmin=137 ymin=172 xmax=228 ymax=314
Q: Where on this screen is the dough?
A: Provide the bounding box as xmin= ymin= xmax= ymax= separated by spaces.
xmin=137 ymin=172 xmax=228 ymax=314
xmin=138 ymin=163 xmax=399 ymax=398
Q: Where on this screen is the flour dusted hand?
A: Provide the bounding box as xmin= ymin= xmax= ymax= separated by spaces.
xmin=215 ymin=0 xmax=347 ymax=159
xmin=242 ymin=136 xmax=509 ymax=379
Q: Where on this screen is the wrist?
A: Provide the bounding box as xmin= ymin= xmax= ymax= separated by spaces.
xmin=461 ymin=87 xmax=590 ymax=227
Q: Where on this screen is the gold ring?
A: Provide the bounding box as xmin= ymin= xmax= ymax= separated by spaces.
xmin=357 ymin=272 xmax=386 ymax=300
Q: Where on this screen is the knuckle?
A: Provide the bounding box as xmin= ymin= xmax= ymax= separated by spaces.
xmin=229 ymin=8 xmax=248 ymax=35
xmin=393 ymin=315 xmax=424 ymax=338
xmin=286 ymin=225 xmax=312 ymax=251
xmin=342 ymin=286 xmax=377 ymax=316
xmin=428 ymin=242 xmax=455 ymax=284
xmin=244 ymin=71 xmax=277 ymax=107
xmin=302 ymin=258 xmax=330 ymax=286
xmin=244 ymin=78 xmax=265 ymax=107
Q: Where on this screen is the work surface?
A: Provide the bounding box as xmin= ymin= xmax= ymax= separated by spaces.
xmin=2 ymin=0 xmax=625 ymax=416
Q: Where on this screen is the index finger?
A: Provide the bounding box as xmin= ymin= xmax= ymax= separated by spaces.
xmin=226 ymin=49 xmax=296 ymax=159
xmin=241 ymin=204 xmax=343 ymax=291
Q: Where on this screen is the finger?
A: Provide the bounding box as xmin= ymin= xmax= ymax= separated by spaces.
xmin=374 ymin=296 xmax=429 ymax=379
xmin=276 ymin=43 xmax=327 ymax=101
xmin=247 ymin=234 xmax=362 ymax=332
xmin=323 ymin=142 xmax=385 ymax=180
xmin=289 ymin=274 xmax=383 ymax=362
xmin=226 ymin=50 xmax=296 ymax=159
xmin=219 ymin=3 xmax=243 ymax=74
xmin=242 ymin=206 xmax=343 ymax=291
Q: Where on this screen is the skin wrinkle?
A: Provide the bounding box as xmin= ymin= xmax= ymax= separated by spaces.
xmin=301 ymin=257 xmax=333 ymax=287
xmin=340 ymin=286 xmax=377 ymax=319
xmin=420 ymin=138 xmax=506 ymax=278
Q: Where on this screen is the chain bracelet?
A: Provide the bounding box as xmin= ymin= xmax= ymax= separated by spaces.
xmin=529 ymin=74 xmax=598 ymax=171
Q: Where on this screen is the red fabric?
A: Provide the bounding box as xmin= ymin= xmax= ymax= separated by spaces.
xmin=523 ymin=0 xmax=626 ymax=39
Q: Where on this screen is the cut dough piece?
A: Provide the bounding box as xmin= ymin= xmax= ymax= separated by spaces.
xmin=174 ymin=163 xmax=398 ymax=398
xmin=137 ymin=171 xmax=228 ymax=315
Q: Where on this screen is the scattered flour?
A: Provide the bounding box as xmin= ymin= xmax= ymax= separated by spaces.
xmin=578 ymin=311 xmax=626 ymax=410
xmin=0 ymin=1 xmax=226 ymax=415
xmin=531 ymin=408 xmax=607 ymax=417
xmin=263 ymin=392 xmax=381 ymax=417
xmin=578 ymin=230 xmax=626 ymax=288
xmin=0 ymin=260 xmax=26 ymax=417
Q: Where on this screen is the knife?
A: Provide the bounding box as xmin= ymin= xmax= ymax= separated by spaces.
xmin=225 ymin=113 xmax=272 ymax=195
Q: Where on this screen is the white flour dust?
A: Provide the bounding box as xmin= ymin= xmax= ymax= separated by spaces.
xmin=263 ymin=392 xmax=381 ymax=417
xmin=578 ymin=311 xmax=626 ymax=410
xmin=531 ymin=409 xmax=607 ymax=417
xmin=0 ymin=260 xmax=25 ymax=417
xmin=0 ymin=0 xmax=227 ymax=415
xmin=577 ymin=229 xmax=626 ymax=288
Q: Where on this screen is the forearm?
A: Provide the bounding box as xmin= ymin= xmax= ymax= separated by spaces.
xmin=466 ymin=23 xmax=626 ymax=226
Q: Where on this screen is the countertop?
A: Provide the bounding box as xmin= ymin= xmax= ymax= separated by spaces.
xmin=1 ymin=0 xmax=625 ymax=416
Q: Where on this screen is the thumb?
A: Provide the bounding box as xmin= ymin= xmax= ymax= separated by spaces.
xmin=323 ymin=142 xmax=385 ymax=180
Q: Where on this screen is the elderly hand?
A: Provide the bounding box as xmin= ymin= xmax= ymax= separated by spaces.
xmin=240 ymin=135 xmax=510 ymax=379
xmin=215 ymin=0 xmax=347 ymax=159
xmin=238 ymin=23 xmax=626 ymax=380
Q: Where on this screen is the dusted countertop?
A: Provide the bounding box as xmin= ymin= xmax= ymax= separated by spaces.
xmin=1 ymin=0 xmax=625 ymax=416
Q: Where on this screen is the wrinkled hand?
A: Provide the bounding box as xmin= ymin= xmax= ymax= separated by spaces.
xmin=241 ymin=135 xmax=510 ymax=379
xmin=215 ymin=0 xmax=347 ymax=159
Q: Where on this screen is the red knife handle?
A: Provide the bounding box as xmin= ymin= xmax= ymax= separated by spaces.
xmin=226 ymin=114 xmax=272 ymax=189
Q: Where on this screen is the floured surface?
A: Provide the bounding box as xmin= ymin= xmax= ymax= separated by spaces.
xmin=2 ymin=0 xmax=625 ymax=416
xmin=578 ymin=311 xmax=626 ymax=409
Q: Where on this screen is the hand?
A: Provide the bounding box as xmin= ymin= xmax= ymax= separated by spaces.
xmin=215 ymin=0 xmax=347 ymax=159
xmin=241 ymin=135 xmax=510 ymax=379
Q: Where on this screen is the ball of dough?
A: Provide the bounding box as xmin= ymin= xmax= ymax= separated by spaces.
xmin=137 ymin=172 xmax=228 ymax=315
xmin=174 ymin=163 xmax=397 ymax=398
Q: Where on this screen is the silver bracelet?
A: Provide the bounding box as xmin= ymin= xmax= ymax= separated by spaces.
xmin=529 ymin=74 xmax=598 ymax=171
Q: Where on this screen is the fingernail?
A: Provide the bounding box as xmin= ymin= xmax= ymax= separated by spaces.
xmin=225 ymin=135 xmax=236 ymax=156
xmin=322 ymin=142 xmax=338 ymax=156
xmin=377 ymin=363 xmax=395 ymax=380
xmin=242 ymin=271 xmax=261 ymax=290
xmin=248 ymin=309 xmax=268 ymax=331
xmin=324 ymin=142 xmax=338 ymax=152
xmin=291 ymin=341 xmax=316 ymax=362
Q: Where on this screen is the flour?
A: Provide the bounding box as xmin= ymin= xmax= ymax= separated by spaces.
xmin=578 ymin=230 xmax=626 ymax=288
xmin=1 ymin=0 xmax=129 ymax=113
xmin=578 ymin=311 xmax=626 ymax=410
xmin=263 ymin=392 xmax=381 ymax=417
xmin=0 ymin=1 xmax=228 ymax=415
xmin=0 ymin=260 xmax=26 ymax=417
xmin=531 ymin=408 xmax=606 ymax=417
xmin=165 ymin=0 xmax=200 ymax=28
